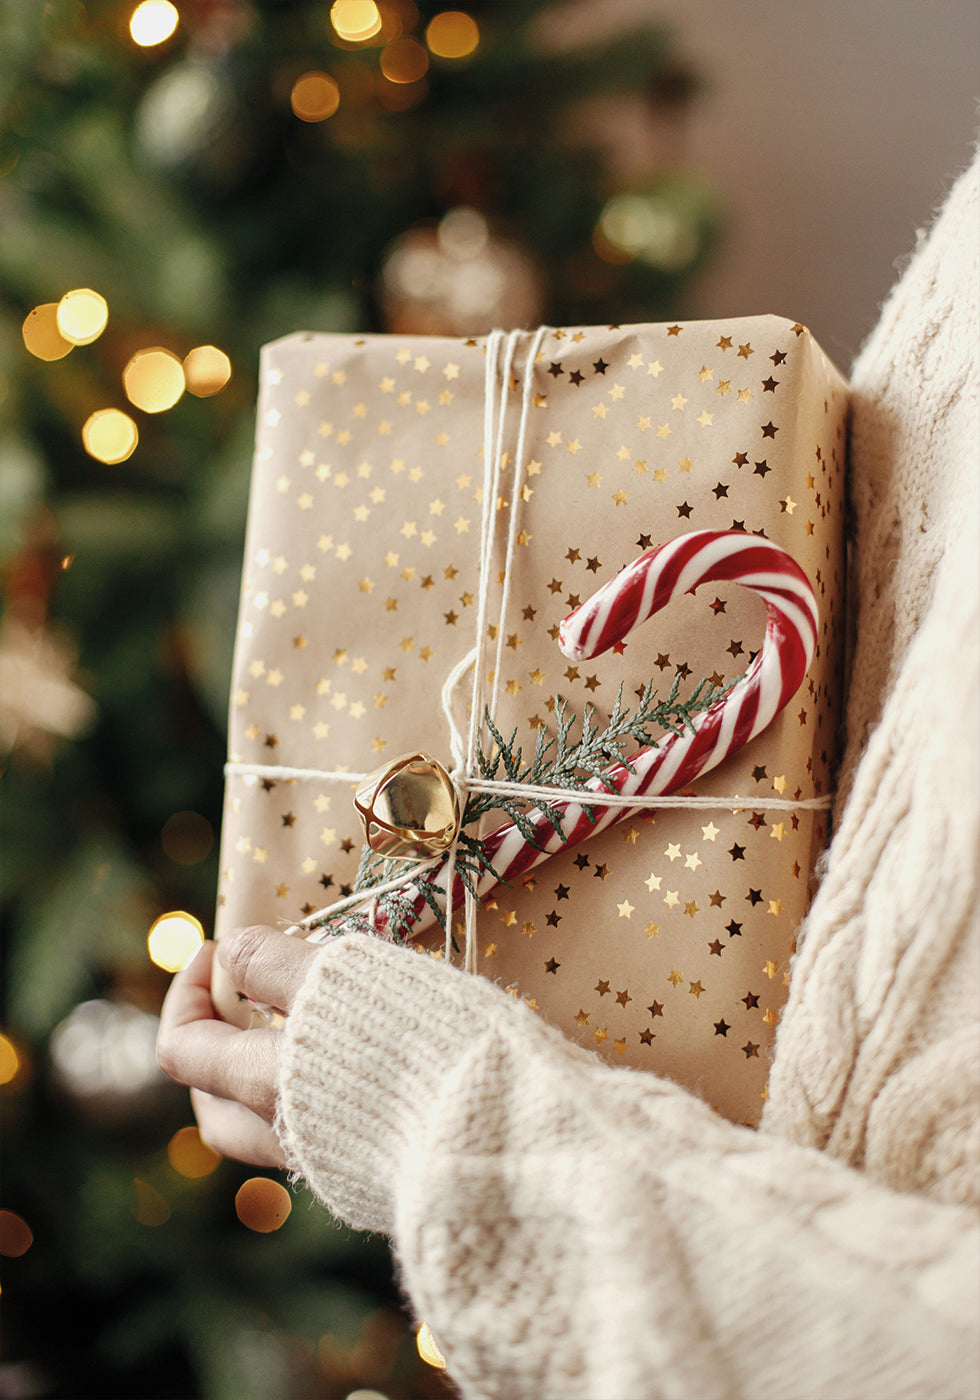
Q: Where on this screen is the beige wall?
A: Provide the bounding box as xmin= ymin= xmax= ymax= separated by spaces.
xmin=551 ymin=0 xmax=979 ymax=367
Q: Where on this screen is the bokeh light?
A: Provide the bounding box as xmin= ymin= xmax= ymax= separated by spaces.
xmin=57 ymin=288 xmax=108 ymax=345
xmin=426 ymin=10 xmax=479 ymax=59
xmin=168 ymin=1125 xmax=222 ymax=1178
xmin=235 ymin=1177 xmax=292 ymax=1233
xmin=123 ymin=347 xmax=186 ymax=413
xmin=0 ymin=1211 xmax=34 ymax=1258
xmin=0 ymin=1033 xmax=22 ymax=1086
xmin=82 ymin=408 xmax=139 ymax=464
xmin=22 ymin=303 xmax=74 ymax=361
xmin=147 ymin=911 xmax=205 ymax=972
xmin=290 ymin=71 xmax=341 ymax=122
xmin=330 ymin=0 xmax=382 ymax=43
xmin=594 ymin=191 xmax=700 ymax=271
xmin=129 ymin=0 xmax=179 ymax=46
xmin=182 ymin=344 xmax=232 ymax=397
xmin=380 ymin=35 xmax=428 ymax=84
xmin=416 ymin=1322 xmax=447 ymax=1369
xmin=161 ymin=810 xmax=215 ymax=865
xmin=133 ymin=1179 xmax=171 ymax=1226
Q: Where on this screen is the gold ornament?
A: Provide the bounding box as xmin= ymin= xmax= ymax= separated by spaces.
xmin=354 ymin=751 xmax=460 ymax=859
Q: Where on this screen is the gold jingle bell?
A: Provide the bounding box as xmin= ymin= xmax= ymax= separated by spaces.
xmin=354 ymin=751 xmax=461 ymax=860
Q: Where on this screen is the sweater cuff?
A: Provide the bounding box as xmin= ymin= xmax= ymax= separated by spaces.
xmin=277 ymin=931 xmax=551 ymax=1234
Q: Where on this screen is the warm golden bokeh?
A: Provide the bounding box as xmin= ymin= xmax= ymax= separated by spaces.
xmin=183 ymin=344 xmax=233 ymax=396
xmin=57 ymin=288 xmax=108 ymax=345
xmin=147 ymin=911 xmax=205 ymax=972
xmin=416 ymin=1322 xmax=447 ymax=1369
xmin=161 ymin=810 xmax=215 ymax=865
xmin=0 ymin=1211 xmax=34 ymax=1258
xmin=22 ymin=303 xmax=74 ymax=361
xmin=425 ymin=10 xmax=479 ymax=59
xmin=81 ymin=408 xmax=139 ymax=464
xmin=290 ymin=71 xmax=341 ymax=122
xmin=330 ymin=0 xmax=382 ymax=43
xmin=129 ymin=0 xmax=179 ymax=47
xmin=235 ymin=1178 xmax=292 ymax=1233
xmin=168 ymin=1125 xmax=222 ymax=1178
xmin=379 ymin=36 xmax=429 ymax=84
xmin=122 ymin=347 xmax=186 ymax=413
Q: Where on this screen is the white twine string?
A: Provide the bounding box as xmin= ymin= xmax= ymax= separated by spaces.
xmin=225 ymin=326 xmax=832 ymax=962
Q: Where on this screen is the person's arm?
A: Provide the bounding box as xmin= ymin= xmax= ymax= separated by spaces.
xmin=274 ymin=928 xmax=978 ymax=1400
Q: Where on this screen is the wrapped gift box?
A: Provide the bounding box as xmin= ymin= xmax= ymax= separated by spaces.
xmin=214 ymin=318 xmax=847 ymax=1125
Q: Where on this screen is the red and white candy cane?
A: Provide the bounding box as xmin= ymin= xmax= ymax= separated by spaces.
xmin=311 ymin=529 xmax=817 ymax=943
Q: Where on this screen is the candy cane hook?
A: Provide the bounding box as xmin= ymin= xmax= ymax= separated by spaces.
xmin=309 ymin=529 xmax=817 ymax=944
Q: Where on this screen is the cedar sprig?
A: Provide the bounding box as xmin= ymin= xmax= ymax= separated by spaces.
xmin=340 ymin=671 xmax=734 ymax=942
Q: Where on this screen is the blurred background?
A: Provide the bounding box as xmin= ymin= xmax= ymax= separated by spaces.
xmin=0 ymin=1 xmax=976 ymax=1396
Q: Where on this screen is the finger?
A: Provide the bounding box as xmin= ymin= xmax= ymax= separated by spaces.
xmin=159 ymin=940 xmax=218 ymax=1036
xmin=218 ymin=925 xmax=318 ymax=1013
xmin=191 ymin=1088 xmax=286 ymax=1169
xmin=158 ymin=1019 xmax=281 ymax=1123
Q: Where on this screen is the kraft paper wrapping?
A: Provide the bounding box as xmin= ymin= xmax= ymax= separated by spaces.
xmin=214 ymin=318 xmax=847 ymax=1126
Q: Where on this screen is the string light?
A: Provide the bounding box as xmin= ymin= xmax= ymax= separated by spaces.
xmin=330 ymin=0 xmax=383 ymax=43
xmin=379 ymin=35 xmax=428 ymax=84
xmin=129 ymin=0 xmax=179 ymax=47
xmin=57 ymin=288 xmax=108 ymax=346
xmin=147 ymin=911 xmax=205 ymax=972
xmin=290 ymin=71 xmax=341 ymax=123
xmin=425 ymin=10 xmax=479 ymax=59
xmin=235 ymin=1177 xmax=292 ymax=1233
xmin=123 ymin=347 xmax=185 ymax=413
xmin=167 ymin=1125 xmax=221 ymax=1178
xmin=416 ymin=1322 xmax=447 ymax=1369
xmin=82 ymin=408 xmax=139 ymax=464
xmin=594 ymin=191 xmax=700 ymax=272
xmin=22 ymin=303 xmax=74 ymax=361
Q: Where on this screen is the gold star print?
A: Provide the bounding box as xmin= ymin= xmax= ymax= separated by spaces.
xmin=645 ymin=922 xmax=660 ymax=939
xmin=668 ymin=969 xmax=684 ymax=987
xmin=644 ymin=872 xmax=662 ymax=891
xmin=483 ymin=943 xmax=497 ymax=958
xmin=684 ymin=900 xmax=700 ymax=919
xmin=698 ymin=365 xmax=713 ymax=382
xmin=565 ymin=439 xmax=582 ymax=454
xmin=688 ymin=980 xmax=705 ymax=998
xmin=763 ymin=960 xmax=779 ymax=979
xmin=702 ymin=822 xmax=719 ymax=841
xmin=592 ymin=403 xmax=609 ymax=419
xmin=737 ymin=343 xmax=754 ymax=359
xmin=587 ymin=472 xmax=603 ymax=488
xmin=665 ymin=842 xmax=682 ymax=861
xmin=593 ymin=1027 xmax=608 ymax=1045
xmin=684 ymin=851 xmax=702 ymax=871
xmin=717 ymin=335 xmax=733 ymax=351
xmin=663 ymin=891 xmax=680 ymax=909
xmin=617 ymin=900 xmax=634 ymax=918
xmin=575 ymin=1009 xmax=590 ymax=1028
xmin=768 ymin=899 xmax=783 ymax=917
xmin=770 ymin=822 xmax=786 ymax=842
xmin=613 ymin=489 xmax=629 ymax=506
xmin=697 ymin=410 xmax=714 ymax=428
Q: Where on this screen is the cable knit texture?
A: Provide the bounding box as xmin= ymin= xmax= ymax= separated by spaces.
xmin=278 ymin=149 xmax=980 ymax=1399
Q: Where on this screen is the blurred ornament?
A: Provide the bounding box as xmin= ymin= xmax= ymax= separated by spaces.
xmin=49 ymin=998 xmax=170 ymax=1123
xmin=135 ymin=58 xmax=235 ymax=171
xmin=0 ymin=616 xmax=97 ymax=761
xmin=378 ymin=207 xmax=544 ymax=335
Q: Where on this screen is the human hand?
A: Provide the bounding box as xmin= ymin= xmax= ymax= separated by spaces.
xmin=156 ymin=926 xmax=318 ymax=1167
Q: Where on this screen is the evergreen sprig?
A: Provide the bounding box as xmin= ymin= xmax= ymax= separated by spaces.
xmin=347 ymin=672 xmax=734 ymax=941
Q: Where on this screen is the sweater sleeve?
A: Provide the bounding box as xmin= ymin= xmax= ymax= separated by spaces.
xmin=278 ymin=931 xmax=979 ymax=1400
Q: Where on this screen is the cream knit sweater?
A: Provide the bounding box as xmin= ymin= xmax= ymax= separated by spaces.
xmin=278 ymin=151 xmax=980 ymax=1399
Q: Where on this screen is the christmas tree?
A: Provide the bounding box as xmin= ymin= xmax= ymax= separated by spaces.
xmin=0 ymin=2 xmax=715 ymax=1394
